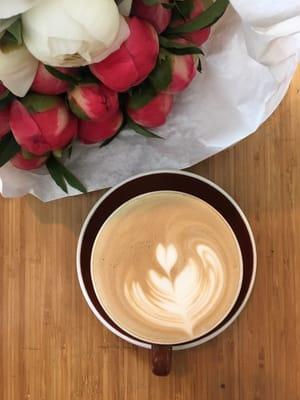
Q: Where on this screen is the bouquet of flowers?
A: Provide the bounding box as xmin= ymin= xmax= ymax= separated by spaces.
xmin=0 ymin=0 xmax=228 ymax=193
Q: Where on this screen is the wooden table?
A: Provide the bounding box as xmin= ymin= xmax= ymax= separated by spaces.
xmin=1 ymin=68 xmax=300 ymax=400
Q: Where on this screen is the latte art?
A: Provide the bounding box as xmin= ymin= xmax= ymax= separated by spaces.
xmin=125 ymin=244 xmax=225 ymax=337
xmin=91 ymin=191 xmax=242 ymax=344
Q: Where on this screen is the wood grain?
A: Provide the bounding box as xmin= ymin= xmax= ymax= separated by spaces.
xmin=1 ymin=67 xmax=300 ymax=400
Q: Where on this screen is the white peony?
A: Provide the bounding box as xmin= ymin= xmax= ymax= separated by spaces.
xmin=22 ymin=0 xmax=130 ymax=67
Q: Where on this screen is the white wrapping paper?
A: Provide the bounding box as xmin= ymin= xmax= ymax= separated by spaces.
xmin=0 ymin=1 xmax=299 ymax=201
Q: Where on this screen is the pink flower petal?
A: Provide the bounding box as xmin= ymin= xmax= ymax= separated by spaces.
xmin=79 ymin=111 xmax=123 ymax=144
xmin=10 ymin=100 xmax=51 ymax=155
xmin=11 ymin=152 xmax=48 ymax=170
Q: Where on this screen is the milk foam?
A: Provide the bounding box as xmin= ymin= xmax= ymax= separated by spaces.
xmin=125 ymin=243 xmax=225 ymax=337
xmin=91 ymin=191 xmax=242 ymax=344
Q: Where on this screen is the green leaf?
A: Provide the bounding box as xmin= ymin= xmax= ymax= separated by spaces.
xmin=0 ymin=89 xmax=13 ymax=110
xmin=197 ymin=57 xmax=202 ymax=73
xmin=6 ymin=19 xmax=22 ymax=46
xmin=174 ymin=0 xmax=194 ymax=19
xmin=167 ymin=0 xmax=229 ymax=34
xmin=170 ymin=46 xmax=203 ymax=55
xmin=22 ymin=93 xmax=59 ymax=113
xmin=202 ymin=0 xmax=215 ymax=9
xmin=99 ymin=120 xmax=125 ymax=148
xmin=46 ymin=156 xmax=87 ymax=193
xmin=161 ymin=2 xmax=176 ymax=9
xmin=127 ymin=118 xmax=163 ymax=139
xmin=0 ymin=132 xmax=20 ymax=167
xmin=67 ymin=146 xmax=73 ymax=159
xmin=159 ymin=36 xmax=203 ymax=55
xmin=159 ymin=35 xmax=193 ymax=49
xmin=142 ymin=0 xmax=161 ymax=5
xmin=46 ymin=157 xmax=68 ymax=193
xmin=68 ymin=97 xmax=90 ymax=120
xmin=128 ymin=82 xmax=157 ymax=110
xmin=149 ymin=52 xmax=172 ymax=92
xmin=56 ymin=161 xmax=87 ymax=193
xmin=45 ymin=65 xmax=80 ymax=86
xmin=99 ymin=132 xmax=119 ymax=148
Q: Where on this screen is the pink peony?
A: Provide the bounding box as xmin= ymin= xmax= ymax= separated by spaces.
xmin=11 ymin=152 xmax=48 ymax=170
xmin=90 ymin=17 xmax=159 ymax=92
xmin=78 ymin=111 xmax=123 ymax=144
xmin=68 ymin=83 xmax=119 ymax=121
xmin=31 ymin=63 xmax=77 ymax=95
xmin=170 ymin=0 xmax=211 ymax=46
xmin=127 ymin=92 xmax=173 ymax=128
xmin=10 ymin=94 xmax=77 ymax=156
xmin=166 ymin=40 xmax=198 ymax=93
xmin=131 ymin=0 xmax=171 ymax=34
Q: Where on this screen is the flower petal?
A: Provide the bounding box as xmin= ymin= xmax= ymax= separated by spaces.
xmin=0 ymin=0 xmax=40 ymax=19
xmin=22 ymin=0 xmax=129 ymax=67
xmin=92 ymin=17 xmax=130 ymax=64
xmin=10 ymin=99 xmax=51 ymax=155
xmin=23 ymin=24 xmax=88 ymax=66
xmin=0 ymin=44 xmax=39 ymax=96
xmin=22 ymin=1 xmax=93 ymax=41
xmin=63 ymin=0 xmax=120 ymax=45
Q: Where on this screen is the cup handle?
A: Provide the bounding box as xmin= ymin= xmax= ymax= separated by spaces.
xmin=151 ymin=344 xmax=172 ymax=376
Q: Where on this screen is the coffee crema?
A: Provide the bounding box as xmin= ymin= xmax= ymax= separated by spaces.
xmin=91 ymin=191 xmax=243 ymax=344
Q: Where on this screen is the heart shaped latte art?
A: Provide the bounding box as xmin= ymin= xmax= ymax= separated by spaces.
xmin=124 ymin=243 xmax=225 ymax=337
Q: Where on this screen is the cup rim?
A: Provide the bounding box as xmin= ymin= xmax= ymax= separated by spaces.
xmin=76 ymin=170 xmax=257 ymax=350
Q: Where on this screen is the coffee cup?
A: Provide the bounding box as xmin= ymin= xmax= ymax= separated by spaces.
xmin=77 ymin=170 xmax=256 ymax=376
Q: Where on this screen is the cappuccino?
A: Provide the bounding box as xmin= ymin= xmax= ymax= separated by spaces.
xmin=91 ymin=191 xmax=242 ymax=344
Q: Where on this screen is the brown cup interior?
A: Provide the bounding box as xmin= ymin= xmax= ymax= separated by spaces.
xmin=79 ymin=172 xmax=255 ymax=347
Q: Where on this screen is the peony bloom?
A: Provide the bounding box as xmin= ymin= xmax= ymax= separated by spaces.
xmin=167 ymin=54 xmax=198 ymax=93
xmin=10 ymin=94 xmax=77 ymax=155
xmin=90 ymin=17 xmax=159 ymax=92
xmin=170 ymin=0 xmax=211 ymax=47
xmin=79 ymin=111 xmax=123 ymax=144
xmin=127 ymin=92 xmax=173 ymax=128
xmin=131 ymin=0 xmax=171 ymax=34
xmin=31 ymin=63 xmax=77 ymax=95
xmin=11 ymin=152 xmax=48 ymax=170
xmin=166 ymin=40 xmax=199 ymax=93
xmin=68 ymin=83 xmax=119 ymax=121
xmin=22 ymin=0 xmax=130 ymax=67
